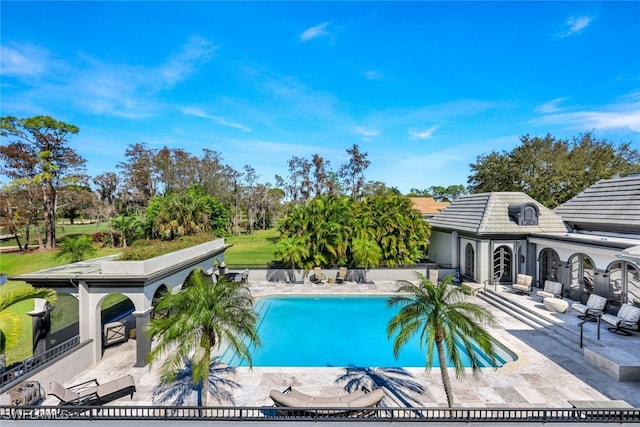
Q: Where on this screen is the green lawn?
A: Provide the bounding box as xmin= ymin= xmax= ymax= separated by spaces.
xmin=0 ymin=222 xmax=109 ymax=248
xmin=0 ymin=227 xmax=279 ymax=365
xmin=224 ymin=228 xmax=278 ymax=266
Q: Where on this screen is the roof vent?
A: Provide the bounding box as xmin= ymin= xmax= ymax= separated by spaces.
xmin=508 ymin=203 xmax=539 ymax=226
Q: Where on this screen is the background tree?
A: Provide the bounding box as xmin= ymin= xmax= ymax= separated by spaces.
xmin=387 ymin=273 xmax=499 ymax=408
xmin=339 ymin=144 xmax=370 ymax=200
xmin=117 ymin=142 xmax=157 ymax=214
xmin=351 ymin=237 xmax=382 ymax=283
xmin=274 ymin=236 xmax=310 ymax=282
xmin=0 ymin=116 xmax=86 ymax=249
xmin=147 ymin=269 xmax=261 ymax=406
xmin=468 ymin=132 xmax=640 ymax=208
xmin=58 ymin=183 xmax=97 ymax=224
xmin=93 ymin=172 xmax=119 ymax=223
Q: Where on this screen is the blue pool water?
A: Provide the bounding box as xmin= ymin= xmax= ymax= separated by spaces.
xmin=221 ymin=296 xmax=515 ymax=368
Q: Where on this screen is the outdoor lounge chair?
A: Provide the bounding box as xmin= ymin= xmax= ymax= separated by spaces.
xmin=310 ymin=267 xmax=326 ymax=284
xmin=601 ymin=303 xmax=640 ymax=336
xmin=335 ymin=267 xmax=348 ymax=284
xmin=571 ymin=294 xmax=608 ymax=321
xmin=511 ymin=274 xmax=533 ymax=295
xmin=47 ymin=374 xmax=136 ymax=406
xmin=537 ymin=280 xmax=564 ymax=299
xmin=269 ymin=387 xmax=385 ymax=416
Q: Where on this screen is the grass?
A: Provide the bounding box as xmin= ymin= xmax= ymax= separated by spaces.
xmin=0 ymin=225 xmax=280 ymax=365
xmin=1 ymin=244 xmax=121 ymax=365
xmin=0 ymin=222 xmax=110 ymax=248
xmin=224 ymin=228 xmax=278 ymax=265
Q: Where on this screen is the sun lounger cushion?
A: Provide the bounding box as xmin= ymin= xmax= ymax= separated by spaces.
xmin=269 ymin=388 xmax=384 ymax=410
xmin=537 ymin=280 xmax=563 ymax=299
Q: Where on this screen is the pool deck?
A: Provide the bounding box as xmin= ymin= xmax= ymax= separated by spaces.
xmin=40 ymin=280 xmax=640 ymax=409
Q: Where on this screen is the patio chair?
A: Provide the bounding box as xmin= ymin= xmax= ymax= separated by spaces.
xmin=601 ymin=303 xmax=640 ymax=336
xmin=511 ymin=274 xmax=533 ymax=295
xmin=310 ymin=267 xmax=326 ymax=284
xmin=335 ymin=267 xmax=348 ymax=284
xmin=571 ymin=294 xmax=608 ymax=321
xmin=269 ymin=387 xmax=385 ymax=416
xmin=47 ymin=374 xmax=136 ymax=406
xmin=537 ymin=280 xmax=564 ymax=299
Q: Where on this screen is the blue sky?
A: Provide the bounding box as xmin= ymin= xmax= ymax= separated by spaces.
xmin=2 ymin=1 xmax=639 ymax=193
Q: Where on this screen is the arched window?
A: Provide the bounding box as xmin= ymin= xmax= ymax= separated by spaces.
xmin=568 ymin=253 xmax=595 ymax=303
xmin=464 ymin=243 xmax=475 ymax=280
xmin=607 ymin=261 xmax=640 ymax=307
xmin=539 ymin=248 xmax=560 ymax=284
xmin=493 ymin=246 xmax=512 ymax=284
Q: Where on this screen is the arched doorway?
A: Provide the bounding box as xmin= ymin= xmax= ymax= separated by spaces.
xmin=493 ymin=245 xmax=513 ymax=284
xmin=539 ymin=248 xmax=560 ymax=283
xmin=607 ymin=261 xmax=640 ymax=308
xmin=568 ymin=253 xmax=595 ymax=303
xmin=464 ymin=243 xmax=475 ymax=280
xmin=151 ymin=284 xmax=169 ymax=320
xmin=99 ymin=293 xmax=135 ymax=351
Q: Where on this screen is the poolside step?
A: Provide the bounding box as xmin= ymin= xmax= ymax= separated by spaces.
xmin=478 ymin=290 xmax=552 ymax=329
xmin=478 ymin=289 xmax=604 ymax=349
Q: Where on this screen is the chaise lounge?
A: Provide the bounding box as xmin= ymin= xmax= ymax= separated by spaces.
xmin=269 ymin=387 xmax=385 ymax=416
xmin=310 ymin=267 xmax=327 ymax=284
xmin=601 ymin=303 xmax=640 ymax=336
xmin=335 ymin=267 xmax=348 ymax=284
xmin=47 ymin=374 xmax=136 ymax=406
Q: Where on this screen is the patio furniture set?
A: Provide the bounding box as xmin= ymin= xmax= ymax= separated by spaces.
xmin=511 ymin=275 xmax=640 ymax=336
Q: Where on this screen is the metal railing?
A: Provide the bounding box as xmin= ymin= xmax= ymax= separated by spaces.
xmin=0 ymin=336 xmax=80 ymax=388
xmin=1 ymin=405 xmax=639 ymax=422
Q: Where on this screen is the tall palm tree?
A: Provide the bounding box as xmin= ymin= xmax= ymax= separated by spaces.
xmin=351 ymin=237 xmax=382 ymax=283
xmin=387 ymin=273 xmax=499 ymax=408
xmin=274 ymin=236 xmax=309 ymax=282
xmin=0 ymin=285 xmax=57 ymax=369
xmin=147 ymin=269 xmax=260 ymax=406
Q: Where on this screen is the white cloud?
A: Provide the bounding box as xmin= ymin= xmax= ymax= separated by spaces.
xmin=182 ymin=107 xmax=252 ymax=132
xmin=558 ymin=16 xmax=594 ymax=38
xmin=531 ymin=94 xmax=640 ymax=133
xmin=300 ymin=22 xmax=331 ymax=42
xmin=159 ymin=36 xmax=217 ymax=87
xmin=0 ymin=43 xmax=48 ymax=79
xmin=535 ymin=98 xmax=567 ymax=114
xmin=408 ymin=126 xmax=438 ymax=140
xmin=363 ymin=70 xmax=383 ymax=80
xmin=354 ymin=126 xmax=380 ymax=141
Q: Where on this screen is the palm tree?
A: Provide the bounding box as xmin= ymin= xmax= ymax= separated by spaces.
xmin=387 ymin=273 xmax=499 ymax=408
xmin=56 ymin=234 xmax=97 ymax=262
xmin=0 ymin=285 xmax=57 ymax=369
xmin=274 ymin=236 xmax=309 ymax=282
xmin=146 ymin=269 xmax=261 ymax=406
xmin=351 ymin=237 xmax=382 ymax=283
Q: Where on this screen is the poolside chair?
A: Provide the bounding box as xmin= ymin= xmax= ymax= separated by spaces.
xmin=601 ymin=303 xmax=640 ymax=336
xmin=537 ymin=280 xmax=564 ymax=300
xmin=511 ymin=274 xmax=533 ymax=295
xmin=310 ymin=267 xmax=326 ymax=284
xmin=571 ymin=294 xmax=608 ymax=321
xmin=335 ymin=267 xmax=348 ymax=284
xmin=269 ymin=387 xmax=385 ymax=416
xmin=47 ymin=374 xmax=136 ymax=406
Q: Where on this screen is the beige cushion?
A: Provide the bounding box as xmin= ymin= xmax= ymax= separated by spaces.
xmin=602 ymin=304 xmax=640 ymax=330
xmin=543 ymin=297 xmax=569 ymax=313
xmin=537 ymin=280 xmax=563 ymax=299
xmin=572 ymin=294 xmax=607 ymax=315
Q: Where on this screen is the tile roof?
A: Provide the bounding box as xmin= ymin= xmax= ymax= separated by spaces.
xmin=429 ymin=192 xmax=568 ymax=235
xmin=408 ymin=197 xmax=450 ymax=216
xmin=553 ymin=175 xmax=640 ymax=234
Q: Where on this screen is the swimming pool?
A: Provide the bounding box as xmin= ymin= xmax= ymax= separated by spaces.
xmin=220 ymin=296 xmax=516 ymax=368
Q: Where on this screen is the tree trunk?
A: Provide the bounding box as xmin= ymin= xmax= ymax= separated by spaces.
xmin=43 ymin=183 xmax=56 ymax=249
xmin=437 ymin=341 xmax=455 ymax=408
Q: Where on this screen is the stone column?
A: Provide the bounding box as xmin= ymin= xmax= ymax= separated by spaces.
xmin=133 ymin=308 xmax=153 ymax=367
